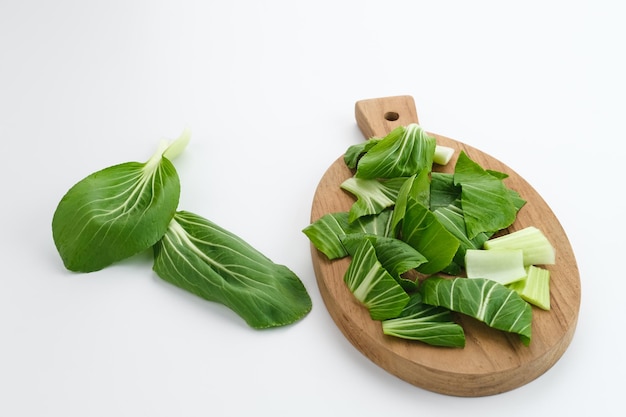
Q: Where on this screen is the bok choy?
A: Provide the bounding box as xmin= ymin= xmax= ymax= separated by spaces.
xmin=453 ymin=151 xmax=522 ymax=239
xmin=153 ymin=211 xmax=312 ymax=329
xmin=351 ymin=124 xmax=436 ymax=179
xmin=302 ymin=209 xmax=395 ymax=260
xmin=52 ymin=129 xmax=190 ymax=272
xmin=421 ymin=277 xmax=533 ymax=345
xmin=465 ymin=249 xmax=526 ymax=285
xmin=304 ymin=122 xmax=555 ymax=347
xmin=343 ymin=238 xmax=410 ymax=320
xmin=341 ymin=177 xmax=407 ymax=222
xmin=382 ymin=293 xmax=465 ymax=347
xmin=484 ymin=226 xmax=556 ymax=266
xmin=508 ymin=265 xmax=551 ymax=310
xmin=53 ymin=130 xmax=312 ymax=329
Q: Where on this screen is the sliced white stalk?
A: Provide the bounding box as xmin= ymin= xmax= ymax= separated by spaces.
xmin=465 ymin=249 xmax=526 ymax=285
xmin=484 ymin=226 xmax=555 ymax=266
xmin=433 ymin=145 xmax=455 ymax=165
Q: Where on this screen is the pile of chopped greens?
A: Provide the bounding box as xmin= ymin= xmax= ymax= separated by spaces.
xmin=52 ymin=130 xmax=312 ymax=329
xmin=303 ymin=124 xmax=554 ymax=347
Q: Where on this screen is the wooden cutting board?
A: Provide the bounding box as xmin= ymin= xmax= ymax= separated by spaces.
xmin=308 ymin=95 xmax=581 ymax=397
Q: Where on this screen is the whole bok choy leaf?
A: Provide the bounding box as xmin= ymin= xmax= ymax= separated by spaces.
xmin=153 ymin=211 xmax=312 ymax=329
xmin=421 ymin=276 xmax=532 ymax=345
xmin=52 ymin=130 xmax=190 ymax=272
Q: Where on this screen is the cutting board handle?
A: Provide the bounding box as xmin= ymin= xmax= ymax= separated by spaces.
xmin=355 ymin=95 xmax=419 ymax=139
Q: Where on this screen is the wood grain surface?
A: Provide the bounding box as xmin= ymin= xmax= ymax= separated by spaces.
xmin=309 ymin=95 xmax=581 ymax=397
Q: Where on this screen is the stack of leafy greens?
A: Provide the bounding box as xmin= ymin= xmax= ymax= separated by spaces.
xmin=52 ymin=130 xmax=312 ymax=329
xmin=303 ymin=124 xmax=554 ymax=347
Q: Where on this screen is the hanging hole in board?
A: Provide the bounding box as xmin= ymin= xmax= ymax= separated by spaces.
xmin=384 ymin=111 xmax=400 ymax=121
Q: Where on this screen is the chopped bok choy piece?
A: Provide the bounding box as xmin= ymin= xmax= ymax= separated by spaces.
xmin=508 ymin=265 xmax=551 ymax=310
xmin=342 ymin=233 xmax=426 ymax=292
xmin=421 ymin=276 xmax=533 ymax=346
xmin=353 ymin=124 xmax=436 ymax=179
xmin=382 ymin=293 xmax=465 ymax=347
xmin=303 ymin=209 xmax=396 ymax=260
xmin=401 ymin=197 xmax=459 ymax=275
xmin=302 ymin=212 xmax=351 ymax=260
xmin=465 ymin=249 xmax=526 ymax=285
xmin=484 ymin=226 xmax=555 ymax=266
xmin=340 ymin=177 xmax=407 ymax=222
xmin=343 ymin=238 xmax=410 ymax=320
xmin=433 ymin=145 xmax=454 ymax=165
xmin=454 ymin=151 xmax=521 ymax=238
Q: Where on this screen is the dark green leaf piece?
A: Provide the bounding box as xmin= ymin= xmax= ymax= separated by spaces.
xmin=341 ymin=233 xmax=426 ymax=291
xmin=354 ymin=124 xmax=436 ymax=179
xmin=429 ymin=172 xmax=461 ymax=211
xmin=453 ymin=152 xmax=521 ymax=239
xmin=433 ymin=204 xmax=492 ymax=272
xmin=390 ymin=170 xmax=431 ymax=234
xmin=154 ymin=211 xmax=312 ymax=329
xmin=303 ymin=209 xmax=395 ymax=260
xmin=52 ymin=157 xmax=180 ymax=272
xmin=344 ymin=139 xmax=381 ymax=169
xmin=343 ymin=238 xmax=410 ymax=321
xmin=401 ymin=197 xmax=460 ymax=275
xmin=421 ymin=276 xmax=532 ymax=346
xmin=382 ymin=293 xmax=465 ymax=347
xmin=341 ymin=177 xmax=408 ymax=222
xmin=302 ymin=212 xmax=351 ymax=260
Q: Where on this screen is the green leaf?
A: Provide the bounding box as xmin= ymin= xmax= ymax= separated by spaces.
xmin=153 ymin=211 xmax=312 ymax=329
xmin=453 ymin=151 xmax=521 ymax=239
xmin=343 ymin=239 xmax=410 ymax=320
xmin=390 ymin=170 xmax=431 ymax=234
xmin=303 ymin=209 xmax=395 ymax=260
xmin=429 ymin=172 xmax=461 ymax=211
xmin=382 ymin=293 xmax=465 ymax=347
xmin=354 ymin=124 xmax=436 ymax=179
xmin=341 ymin=233 xmax=426 ymax=291
xmin=421 ymin=276 xmax=532 ymax=345
xmin=52 ymin=142 xmax=181 ymax=272
xmin=341 ymin=176 xmax=407 ymax=222
xmin=433 ymin=204 xmax=492 ymax=273
xmin=348 ymin=209 xmax=396 ymax=237
xmin=302 ymin=212 xmax=351 ymax=260
xmin=343 ymin=139 xmax=381 ymax=169
xmin=401 ymin=198 xmax=460 ymax=275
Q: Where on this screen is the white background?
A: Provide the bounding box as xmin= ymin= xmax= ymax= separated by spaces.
xmin=1 ymin=1 xmax=623 ymax=416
